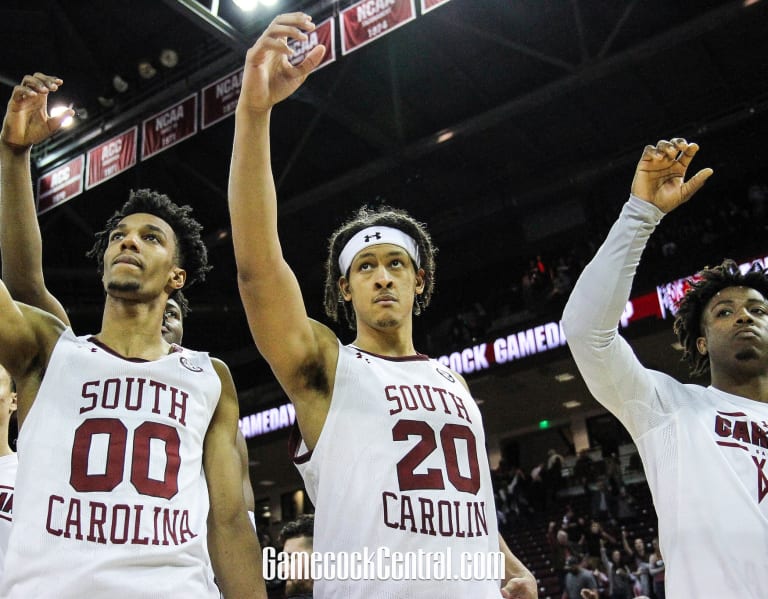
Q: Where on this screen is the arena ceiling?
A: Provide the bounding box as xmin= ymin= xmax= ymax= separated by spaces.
xmin=2 ymin=0 xmax=767 ymax=481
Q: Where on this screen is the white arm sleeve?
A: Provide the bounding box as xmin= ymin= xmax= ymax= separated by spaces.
xmin=562 ymin=195 xmax=679 ymax=438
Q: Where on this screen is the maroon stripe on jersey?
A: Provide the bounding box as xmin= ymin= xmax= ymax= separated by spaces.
xmin=716 ymin=440 xmax=749 ymax=451
xmin=289 ymin=424 xmax=313 ymax=464
xmin=350 ymin=345 xmax=430 ymax=362
xmin=717 ymin=410 xmax=748 ymax=417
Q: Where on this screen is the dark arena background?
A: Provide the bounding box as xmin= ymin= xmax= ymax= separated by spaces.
xmin=3 ymin=1 xmax=768 ymax=596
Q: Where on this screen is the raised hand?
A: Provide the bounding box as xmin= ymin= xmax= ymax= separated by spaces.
xmin=630 ymin=137 xmax=714 ymax=213
xmin=238 ymin=12 xmax=326 ymax=114
xmin=1 ymin=73 xmax=74 ymax=152
xmin=501 ymin=575 xmax=538 ymax=598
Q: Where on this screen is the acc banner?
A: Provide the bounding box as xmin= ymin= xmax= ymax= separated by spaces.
xmin=340 ymin=0 xmax=416 ymax=55
xmin=420 ymin=0 xmax=451 ymax=14
xmin=141 ymin=94 xmax=198 ymax=160
xmin=202 ymin=68 xmax=243 ymax=129
xmin=86 ymin=127 xmax=137 ymax=190
xmin=289 ymin=16 xmax=336 ymax=70
xmin=37 ymin=155 xmax=85 ymax=215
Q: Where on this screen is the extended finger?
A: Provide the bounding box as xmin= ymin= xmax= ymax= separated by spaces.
xmin=681 ymin=166 xmax=714 ymax=201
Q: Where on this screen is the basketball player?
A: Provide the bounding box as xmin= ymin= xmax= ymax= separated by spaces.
xmin=563 ymin=138 xmax=768 ymax=597
xmin=228 ymin=13 xmax=535 ymax=598
xmin=0 ymin=81 xmax=257 ymax=526
xmin=0 ymin=73 xmax=264 ymax=597
xmin=0 ymin=365 xmax=17 ymax=584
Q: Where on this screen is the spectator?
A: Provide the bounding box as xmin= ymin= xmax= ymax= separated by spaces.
xmin=562 ymin=555 xmax=597 ymax=599
xmin=548 ymin=521 xmax=582 ymax=592
xmin=600 ymin=542 xmax=635 ymax=599
xmin=279 ymin=514 xmax=315 ymax=599
xmin=648 ymin=537 xmax=666 ymax=599
xmin=622 ymin=531 xmax=651 ymax=597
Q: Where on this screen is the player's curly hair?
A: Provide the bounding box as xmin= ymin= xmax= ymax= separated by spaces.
xmin=323 ymin=205 xmax=437 ymax=330
xmin=87 ymin=189 xmax=211 ymax=288
xmin=673 ymin=259 xmax=768 ymax=376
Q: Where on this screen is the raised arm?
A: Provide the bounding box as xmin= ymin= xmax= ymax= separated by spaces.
xmin=228 ymin=14 xmax=335 ymax=440
xmin=205 ymin=358 xmax=266 ymax=599
xmin=0 ymin=73 xmax=72 ymax=324
xmin=561 ymin=139 xmax=712 ymax=432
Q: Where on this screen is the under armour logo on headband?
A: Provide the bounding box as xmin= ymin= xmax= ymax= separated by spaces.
xmin=338 ymin=226 xmax=420 ymax=274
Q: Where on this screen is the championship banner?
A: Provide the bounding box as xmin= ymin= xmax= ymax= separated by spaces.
xmin=340 ymin=0 xmax=416 ymax=55
xmin=201 ymin=68 xmax=243 ymax=129
xmin=420 ymin=0 xmax=451 ymax=14
xmin=141 ymin=94 xmax=198 ymax=160
xmin=37 ymin=155 xmax=85 ymax=215
xmin=289 ymin=16 xmax=336 ymax=71
xmin=85 ymin=127 xmax=137 ymax=190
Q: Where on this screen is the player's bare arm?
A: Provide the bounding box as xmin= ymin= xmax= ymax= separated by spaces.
xmin=205 ymin=358 xmax=266 ymax=598
xmin=0 ymin=72 xmax=71 ymax=323
xmin=0 ymin=288 xmax=64 ymax=425
xmin=228 ymin=13 xmax=333 ymax=447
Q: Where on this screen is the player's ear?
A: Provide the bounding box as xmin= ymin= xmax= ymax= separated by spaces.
xmin=8 ymin=392 xmax=17 ymax=414
xmin=696 ymin=336 xmax=707 ymax=356
xmin=415 ymin=268 xmax=426 ymax=295
xmin=339 ymin=276 xmax=352 ymax=301
xmin=169 ymin=267 xmax=186 ymax=290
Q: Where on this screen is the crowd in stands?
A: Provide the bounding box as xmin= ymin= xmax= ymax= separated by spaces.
xmin=493 ymin=446 xmax=664 ymax=599
xmin=425 ymin=180 xmax=768 ymax=353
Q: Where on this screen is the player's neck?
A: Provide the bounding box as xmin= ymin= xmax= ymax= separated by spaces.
xmin=352 ymin=321 xmax=416 ymax=357
xmin=0 ymin=428 xmax=13 ymax=457
xmin=96 ymin=296 xmax=169 ymax=360
xmin=711 ymin=369 xmax=768 ymax=403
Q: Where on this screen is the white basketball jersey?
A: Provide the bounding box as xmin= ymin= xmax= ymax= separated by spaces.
xmin=0 ymin=453 xmax=17 ymax=586
xmin=1 ymin=329 xmax=221 ymax=598
xmin=292 ymin=343 xmax=501 ymax=598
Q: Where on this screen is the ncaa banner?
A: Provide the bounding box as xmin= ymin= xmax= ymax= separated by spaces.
xmin=420 ymin=0 xmax=451 ymax=14
xmin=202 ymin=68 xmax=243 ymax=129
xmin=37 ymin=155 xmax=85 ymax=215
xmin=141 ymin=94 xmax=198 ymax=160
xmin=86 ymin=127 xmax=137 ymax=190
xmin=340 ymin=0 xmax=416 ymax=55
xmin=289 ymin=16 xmax=336 ymax=71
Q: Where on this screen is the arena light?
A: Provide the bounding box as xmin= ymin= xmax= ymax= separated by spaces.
xmin=49 ymin=105 xmax=74 ymax=128
xmin=233 ymin=0 xmax=259 ymax=10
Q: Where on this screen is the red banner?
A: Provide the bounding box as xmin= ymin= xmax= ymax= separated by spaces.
xmin=86 ymin=127 xmax=137 ymax=190
xmin=340 ymin=0 xmax=416 ymax=55
xmin=202 ymin=68 xmax=243 ymax=129
xmin=141 ymin=94 xmax=198 ymax=160
xmin=420 ymin=0 xmax=451 ymax=14
xmin=37 ymin=155 xmax=85 ymax=215
xmin=289 ymin=17 xmax=336 ymax=71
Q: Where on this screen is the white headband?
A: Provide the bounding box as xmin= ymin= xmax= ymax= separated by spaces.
xmin=338 ymin=226 xmax=420 ymax=275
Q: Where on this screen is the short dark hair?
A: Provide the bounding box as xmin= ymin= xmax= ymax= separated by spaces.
xmin=674 ymin=259 xmax=768 ymax=376
xmin=279 ymin=513 xmax=314 ymax=544
xmin=323 ymin=205 xmax=437 ymax=329
xmin=87 ymin=189 xmax=211 ymax=288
